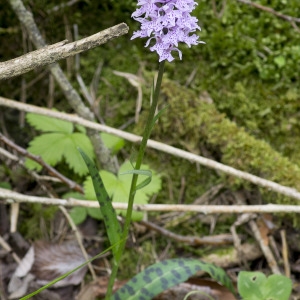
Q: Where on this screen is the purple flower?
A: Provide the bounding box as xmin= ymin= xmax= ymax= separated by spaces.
xmin=131 ymin=0 xmax=205 ymax=62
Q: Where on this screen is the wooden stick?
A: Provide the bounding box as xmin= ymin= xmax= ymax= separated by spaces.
xmin=2 ymin=188 xmax=300 ymax=214
xmin=249 ymin=220 xmax=281 ymax=274
xmin=0 ymin=23 xmax=129 ymax=80
xmin=1 ymin=97 xmax=300 ymax=202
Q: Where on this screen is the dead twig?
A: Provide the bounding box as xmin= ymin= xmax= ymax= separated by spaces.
xmin=162 ymin=184 xmax=224 ymax=228
xmin=140 ymin=220 xmax=234 ymax=246
xmin=113 ymin=70 xmax=144 ymax=123
xmin=4 ymin=189 xmax=300 ymax=214
xmin=230 ymin=213 xmax=257 ymax=267
xmin=249 ymin=219 xmax=281 ymax=274
xmin=212 ymin=0 xmax=227 ymax=18
xmin=1 ymin=147 xmax=82 ymax=284
xmin=0 ymin=133 xmax=84 ymax=193
xmin=8 ymin=0 xmax=124 ymax=173
xmin=0 ymin=24 xmax=128 ymax=80
xmin=1 ymin=97 xmax=300 ymax=202
xmin=0 ymin=235 xmax=21 ymax=264
xmin=280 ymin=229 xmax=290 ymax=278
xmin=59 ymin=206 xmax=96 ymax=280
xmin=47 ymin=0 xmax=80 ymax=13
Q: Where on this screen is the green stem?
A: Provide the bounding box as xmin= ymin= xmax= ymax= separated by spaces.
xmin=105 ymin=60 xmax=165 ymax=299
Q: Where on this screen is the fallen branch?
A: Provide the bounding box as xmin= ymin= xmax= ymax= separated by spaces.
xmin=139 ymin=220 xmax=234 ymax=245
xmin=7 ymin=0 xmax=123 ymax=173
xmin=2 ymin=188 xmax=300 ymax=214
xmin=0 ymin=23 xmax=128 ymax=81
xmin=0 ymin=133 xmax=84 ymax=193
xmin=249 ymin=219 xmax=281 ymax=274
xmin=1 ymin=96 xmax=300 ymax=202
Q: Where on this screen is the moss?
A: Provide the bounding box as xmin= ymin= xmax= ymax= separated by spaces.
xmin=138 ymin=79 xmax=300 ymax=213
xmin=19 ymin=204 xmax=58 ymax=240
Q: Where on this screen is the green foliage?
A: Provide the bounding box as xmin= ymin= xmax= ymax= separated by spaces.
xmin=238 ymin=271 xmax=292 ymax=300
xmin=63 ymin=192 xmax=87 ymax=225
xmin=0 ymin=181 xmax=11 ymax=189
xmin=101 ymin=132 xmax=125 ymax=154
xmin=69 ymin=206 xmax=87 ymax=225
xmin=19 ymin=204 xmax=58 ymax=240
xmin=84 ymin=160 xmax=162 ymax=221
xmin=112 ymin=258 xmax=236 ymax=300
xmin=192 ymin=0 xmax=300 ymax=83
xmin=26 ymin=113 xmax=73 ymax=133
xmin=79 ymin=148 xmax=122 ymax=256
xmin=26 ymin=113 xmax=94 ymax=176
xmin=147 ymin=79 xmax=300 ymax=209
xmin=25 ymin=113 xmax=124 ymax=176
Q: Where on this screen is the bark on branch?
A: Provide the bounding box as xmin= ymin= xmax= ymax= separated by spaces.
xmin=0 ymin=23 xmax=129 ymax=80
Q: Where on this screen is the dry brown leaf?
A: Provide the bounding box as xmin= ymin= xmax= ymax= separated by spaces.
xmin=7 ymin=241 xmax=88 ymax=299
xmin=31 ymin=241 xmax=88 ymax=287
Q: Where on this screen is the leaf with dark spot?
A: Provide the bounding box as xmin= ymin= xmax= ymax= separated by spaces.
xmin=78 ymin=148 xmax=121 ymax=257
xmin=112 ymin=258 xmax=236 ymax=300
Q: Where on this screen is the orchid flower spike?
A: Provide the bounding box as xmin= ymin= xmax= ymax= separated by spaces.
xmin=131 ymin=0 xmax=205 ymax=62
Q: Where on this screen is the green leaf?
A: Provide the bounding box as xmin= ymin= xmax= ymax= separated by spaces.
xmin=100 ymin=132 xmax=125 ymax=153
xmin=78 ymin=148 xmax=122 ymax=256
xmin=86 ymin=207 xmax=103 ymax=220
xmin=26 ymin=132 xmax=94 ymax=176
xmin=238 ymin=271 xmax=292 ymax=300
xmin=69 ymin=207 xmax=87 ymax=225
xmin=274 ymin=55 xmax=286 ymax=68
xmin=26 ymin=113 xmax=73 ymax=133
xmin=85 ymin=170 xmax=118 ymax=200
xmin=238 ymin=271 xmax=266 ymax=300
xmin=261 ymin=274 xmax=292 ymax=300
xmin=150 ymin=105 xmax=169 ymax=131
xmin=26 ymin=133 xmax=68 ymax=167
xmin=75 ymin=124 xmax=86 ymax=134
xmin=63 ymin=192 xmax=87 ymax=225
xmin=0 ymin=182 xmax=11 ymax=189
xmin=119 ymin=161 xmax=161 ymax=196
xmin=84 ymin=160 xmax=162 ymax=221
xmin=112 ymin=258 xmax=236 ymax=300
xmin=120 ymin=169 xmax=152 ymax=191
xmin=63 ymin=133 xmax=94 ymax=176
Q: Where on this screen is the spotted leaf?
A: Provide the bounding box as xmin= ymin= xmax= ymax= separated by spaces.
xmin=112 ymin=258 xmax=236 ymax=300
xmin=78 ymin=148 xmax=121 ymax=257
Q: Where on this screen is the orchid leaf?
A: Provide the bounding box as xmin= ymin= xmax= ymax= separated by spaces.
xmin=84 ymin=160 xmax=161 ymax=221
xmin=112 ymin=258 xmax=236 ymax=300
xmin=78 ymin=148 xmax=121 ymax=256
